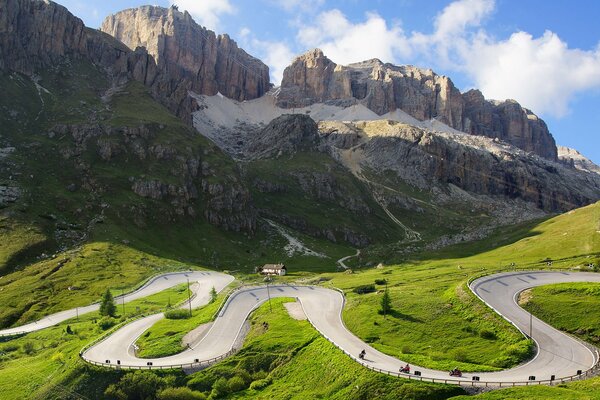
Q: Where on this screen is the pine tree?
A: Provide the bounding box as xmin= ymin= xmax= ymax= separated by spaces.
xmin=209 ymin=286 xmax=218 ymax=303
xmin=99 ymin=288 xmax=117 ymax=317
xmin=380 ymin=286 xmax=392 ymax=318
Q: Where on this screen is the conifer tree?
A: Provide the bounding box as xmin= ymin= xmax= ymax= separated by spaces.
xmin=99 ymin=288 xmax=117 ymax=317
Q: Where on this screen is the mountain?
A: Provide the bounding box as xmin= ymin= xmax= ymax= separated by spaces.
xmin=0 ymin=0 xmax=264 ymax=272
xmin=1 ymin=0 xmax=600 ymax=271
xmin=276 ymin=49 xmax=557 ymax=160
xmin=101 ymin=6 xmax=270 ymax=103
xmin=558 ymin=146 xmax=600 ymax=175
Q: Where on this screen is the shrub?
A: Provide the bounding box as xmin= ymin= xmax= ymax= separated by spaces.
xmin=210 ymin=377 xmax=228 ymax=398
xmin=374 ymin=279 xmax=387 ymax=285
xmin=401 ymin=345 xmax=413 ymax=354
xmin=187 ymin=375 xmax=214 ymax=392
xmin=98 ymin=316 xmax=117 ymax=330
xmin=353 ymin=284 xmax=376 ymax=294
xmin=105 ymin=370 xmax=166 ymax=400
xmin=165 ymin=309 xmax=191 ymax=320
xmin=249 ymin=377 xmax=272 ymax=391
xmin=480 ymin=329 xmax=497 ymax=340
xmin=157 ymin=387 xmax=206 ymax=400
xmin=227 ymin=376 xmax=247 ymax=393
xmin=22 ymin=341 xmax=35 ymax=355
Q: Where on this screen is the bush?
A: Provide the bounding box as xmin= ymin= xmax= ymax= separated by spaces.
xmin=157 ymin=387 xmax=206 ymax=400
xmin=249 ymin=377 xmax=272 ymax=391
xmin=165 ymin=309 xmax=191 ymax=320
xmin=374 ymin=279 xmax=387 ymax=285
xmin=227 ymin=376 xmax=247 ymax=393
xmin=480 ymin=329 xmax=497 ymax=340
xmin=98 ymin=316 xmax=117 ymax=330
xmin=22 ymin=341 xmax=35 ymax=355
xmin=187 ymin=375 xmax=215 ymax=392
xmin=105 ymin=370 xmax=166 ymax=400
xmin=210 ymin=378 xmax=228 ymax=398
xmin=353 ymin=284 xmax=376 ymax=294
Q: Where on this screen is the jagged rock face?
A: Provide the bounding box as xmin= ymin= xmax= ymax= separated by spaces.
xmin=278 ymin=49 xmax=557 ymax=161
xmin=325 ymin=120 xmax=600 ymax=212
xmin=462 ymin=90 xmax=557 ymax=160
xmin=101 ymin=6 xmax=270 ymax=102
xmin=558 ymin=146 xmax=600 ymax=175
xmin=0 ymin=0 xmax=156 ymax=84
xmin=246 ymin=114 xmax=321 ymax=159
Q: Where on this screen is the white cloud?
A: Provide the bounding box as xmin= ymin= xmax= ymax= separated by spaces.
xmin=238 ymin=29 xmax=295 ymax=85
xmin=296 ymin=9 xmax=411 ymax=65
xmin=170 ymin=0 xmax=234 ymax=31
xmin=464 ymin=31 xmax=600 ymax=117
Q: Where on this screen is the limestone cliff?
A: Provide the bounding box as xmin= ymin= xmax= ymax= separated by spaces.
xmin=101 ymin=6 xmax=270 ymax=102
xmin=321 ymin=120 xmax=600 ymax=213
xmin=0 ymin=0 xmax=155 ymax=83
xmin=277 ymin=49 xmax=557 ymax=160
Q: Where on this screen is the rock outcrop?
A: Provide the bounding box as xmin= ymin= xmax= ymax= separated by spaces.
xmin=277 ymin=49 xmax=557 ymax=160
xmin=246 ymin=114 xmax=321 ymax=159
xmin=323 ymin=120 xmax=600 ymax=212
xmin=101 ymin=6 xmax=270 ymax=102
xmin=0 ymin=0 xmax=156 ymax=83
xmin=558 ymin=146 xmax=600 ymax=175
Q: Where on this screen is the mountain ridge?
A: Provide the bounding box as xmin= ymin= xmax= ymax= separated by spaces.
xmin=276 ymin=48 xmax=558 ymax=160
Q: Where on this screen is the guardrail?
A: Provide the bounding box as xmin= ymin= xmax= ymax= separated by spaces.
xmin=81 ymin=348 xmax=237 ymax=371
xmin=0 ymin=270 xmax=205 ymax=339
xmin=79 ymin=277 xmax=600 ymax=386
xmin=302 ymin=277 xmax=600 ymax=388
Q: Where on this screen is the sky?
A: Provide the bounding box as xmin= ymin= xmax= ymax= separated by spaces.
xmin=56 ymin=0 xmax=600 ymax=164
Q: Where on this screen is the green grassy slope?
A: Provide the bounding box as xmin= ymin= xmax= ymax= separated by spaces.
xmin=450 ymin=280 xmax=600 ymax=400
xmin=328 ymin=201 xmax=600 ymax=371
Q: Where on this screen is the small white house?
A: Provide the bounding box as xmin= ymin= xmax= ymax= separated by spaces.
xmin=259 ymin=263 xmax=287 ymax=276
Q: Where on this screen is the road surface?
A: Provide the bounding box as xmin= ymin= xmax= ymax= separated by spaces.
xmin=4 ymin=269 xmax=600 ymax=385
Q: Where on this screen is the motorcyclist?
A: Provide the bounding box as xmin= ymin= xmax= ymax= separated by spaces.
xmin=400 ymin=363 xmax=410 ymax=373
xmin=359 ymin=349 xmax=366 ymax=359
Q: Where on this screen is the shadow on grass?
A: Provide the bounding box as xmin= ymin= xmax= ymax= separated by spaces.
xmin=381 ymin=309 xmax=423 ymax=323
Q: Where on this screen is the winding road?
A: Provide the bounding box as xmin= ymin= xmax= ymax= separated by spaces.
xmin=2 ymin=270 xmax=600 ymax=386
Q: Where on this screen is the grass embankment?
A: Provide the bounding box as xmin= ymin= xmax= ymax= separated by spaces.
xmin=521 ymin=282 xmax=600 ymax=346
xmin=177 ymin=298 xmax=464 ymax=399
xmin=450 ymin=281 xmax=600 ymax=400
xmin=330 ymin=202 xmax=600 ymax=372
xmin=0 ymin=242 xmax=196 ymax=328
xmin=135 ymin=289 xmax=230 ymax=358
xmin=0 ymin=283 xmax=195 ymax=400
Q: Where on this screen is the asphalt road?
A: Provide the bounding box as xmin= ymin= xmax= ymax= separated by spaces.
xmin=0 ymin=271 xmax=233 ymax=337
xmin=5 ymin=269 xmax=600 ymax=385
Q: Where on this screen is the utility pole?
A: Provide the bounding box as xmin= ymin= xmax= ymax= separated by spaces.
xmin=266 ymin=276 xmax=272 ymax=313
xmin=187 ymin=278 xmax=192 ymax=317
xmin=76 ymin=306 xmax=79 ymax=322
xmin=122 ymin=289 xmax=125 ymax=316
xmin=529 ymin=310 xmax=533 ymax=340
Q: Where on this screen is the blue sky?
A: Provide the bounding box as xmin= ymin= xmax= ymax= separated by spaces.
xmin=56 ymin=0 xmax=600 ymax=164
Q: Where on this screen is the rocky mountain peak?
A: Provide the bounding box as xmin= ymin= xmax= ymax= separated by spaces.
xmin=101 ymin=5 xmax=270 ymax=102
xmin=277 ymin=48 xmax=558 ymax=161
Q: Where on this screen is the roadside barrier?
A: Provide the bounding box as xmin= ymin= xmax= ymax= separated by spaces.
xmin=78 ymin=276 xmax=600 ymax=386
